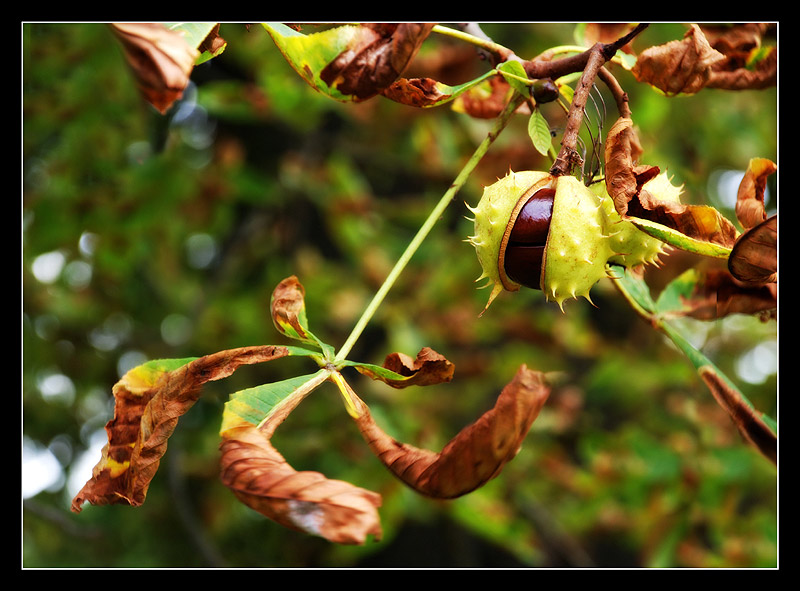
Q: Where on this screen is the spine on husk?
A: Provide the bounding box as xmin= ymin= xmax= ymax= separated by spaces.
xmin=467 ymin=170 xmax=666 ymax=312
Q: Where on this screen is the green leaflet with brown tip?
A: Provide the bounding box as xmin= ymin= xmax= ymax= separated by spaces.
xmin=628 ymin=216 xmax=733 ymax=259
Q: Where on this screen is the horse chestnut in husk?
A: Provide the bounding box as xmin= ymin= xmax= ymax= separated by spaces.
xmin=467 ymin=170 xmax=666 ymax=312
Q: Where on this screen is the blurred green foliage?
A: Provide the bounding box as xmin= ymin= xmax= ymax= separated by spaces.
xmin=23 ymin=23 xmax=777 ymax=568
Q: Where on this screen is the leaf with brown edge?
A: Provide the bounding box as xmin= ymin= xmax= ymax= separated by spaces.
xmin=631 ymin=24 xmax=725 ymax=96
xmin=350 ymin=365 xmax=551 ymax=499
xmin=110 ymin=23 xmax=200 ymax=114
xmin=381 ymin=77 xmax=453 ymax=107
xmin=70 ymin=345 xmax=289 ymax=513
xmin=451 ymin=74 xmax=517 ymax=119
xmin=318 ymin=23 xmax=436 ymax=102
xmin=219 ymin=423 xmax=383 ymax=545
xmin=736 ymin=158 xmax=776 ymax=232
xmin=729 ymin=215 xmax=777 ymax=286
xmin=270 ymin=275 xmax=325 ymax=349
xmin=347 ymin=346 xmax=455 ymax=388
xmin=697 ymin=365 xmax=776 ymax=464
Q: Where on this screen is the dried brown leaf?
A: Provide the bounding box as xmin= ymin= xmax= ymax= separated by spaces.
xmin=680 ymin=268 xmax=776 ymax=320
xmin=110 ymin=23 xmax=199 ymax=113
xmin=729 ymin=215 xmax=777 ymax=286
xmin=701 ymin=23 xmax=777 ymax=90
xmin=71 ymin=346 xmax=289 ymax=513
xmin=604 ymin=116 xmax=659 ymax=214
xmin=700 ymin=23 xmax=771 ymax=55
xmin=635 ymin=190 xmax=739 ymax=250
xmin=357 ymin=346 xmax=455 ymax=388
xmin=381 ymin=77 xmax=452 ymax=107
xmin=698 ymin=366 xmax=776 ymax=464
xmin=219 ymin=424 xmax=382 ymax=545
xmin=270 ymin=275 xmax=315 ymax=343
xmin=352 ymin=365 xmax=551 ymax=498
xmin=451 ymin=75 xmax=518 ymax=119
xmin=319 ymin=23 xmax=436 ymax=101
xmin=632 ymin=24 xmax=725 ymax=95
xmin=707 ymin=48 xmax=776 ymax=90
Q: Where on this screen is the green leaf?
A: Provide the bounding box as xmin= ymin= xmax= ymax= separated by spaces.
xmin=608 ymin=264 xmax=656 ymax=316
xmin=654 ymin=268 xmax=702 ymax=315
xmin=340 ymin=360 xmax=418 ymax=384
xmin=285 ymin=345 xmax=328 ymax=362
xmin=630 ymin=216 xmax=733 ymax=260
xmin=497 ymin=60 xmax=530 ymax=95
xmin=556 ymin=75 xmax=577 ymax=103
xmin=220 ymin=369 xmax=330 ymax=433
xmin=262 ymin=23 xmax=369 ymax=102
xmin=527 ymin=108 xmax=552 ymax=156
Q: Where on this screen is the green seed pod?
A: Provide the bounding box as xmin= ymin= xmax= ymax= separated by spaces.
xmin=466 ymin=170 xmax=666 ymax=313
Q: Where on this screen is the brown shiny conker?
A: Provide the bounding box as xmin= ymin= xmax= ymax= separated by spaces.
xmin=502 ymin=187 xmax=555 ymax=290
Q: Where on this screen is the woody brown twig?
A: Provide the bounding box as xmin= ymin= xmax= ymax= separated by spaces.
xmin=523 ymin=24 xmax=647 ymax=177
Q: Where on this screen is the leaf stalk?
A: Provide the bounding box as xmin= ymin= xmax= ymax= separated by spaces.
xmin=334 ymin=92 xmax=527 ymax=362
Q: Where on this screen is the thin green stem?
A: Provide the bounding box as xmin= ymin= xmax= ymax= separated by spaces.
xmin=334 ymin=93 xmax=527 ymax=363
xmin=431 ymin=24 xmax=513 ymax=61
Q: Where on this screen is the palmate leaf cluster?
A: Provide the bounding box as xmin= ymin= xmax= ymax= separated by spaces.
xmin=23 ymin=23 xmax=777 ymax=568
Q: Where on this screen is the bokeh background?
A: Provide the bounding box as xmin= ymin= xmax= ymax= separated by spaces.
xmin=23 ymin=23 xmax=778 ymax=568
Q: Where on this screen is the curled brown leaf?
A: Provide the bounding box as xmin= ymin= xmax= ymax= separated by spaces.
xmin=71 ymin=346 xmax=289 ymax=513
xmin=707 ymin=48 xmax=776 ymax=90
xmin=358 ymin=346 xmax=455 ymax=388
xmin=701 ymin=23 xmax=777 ymax=90
xmin=605 ymin=117 xmax=739 ymax=251
xmin=736 ymin=158 xmax=776 ymax=232
xmin=729 ymin=215 xmax=777 ymax=286
xmin=632 ymin=24 xmax=725 ymax=95
xmin=219 ymin=424 xmax=383 ymax=545
xmin=381 ymin=77 xmax=452 ymax=107
xmin=451 ymin=75 xmax=519 ymax=119
xmin=352 ymin=365 xmax=551 ymax=499
xmin=604 ymin=117 xmax=657 ymax=214
xmin=198 ymin=24 xmax=226 ymax=57
xmin=698 ymin=366 xmax=776 ymax=464
xmin=270 ymin=275 xmax=317 ymax=343
xmin=680 ymin=267 xmax=776 ymax=320
xmin=320 ymin=23 xmax=436 ymax=101
xmin=110 ymin=23 xmax=199 ymax=113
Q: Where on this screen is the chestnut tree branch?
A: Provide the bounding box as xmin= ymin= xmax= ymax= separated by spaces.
xmin=522 ymin=24 xmax=648 ymax=177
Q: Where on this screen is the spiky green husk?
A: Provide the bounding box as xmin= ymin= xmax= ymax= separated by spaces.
xmin=466 ymin=170 xmax=553 ymax=313
xmin=468 ymin=171 xmax=667 ymax=313
xmin=545 ymin=176 xmax=665 ymax=309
